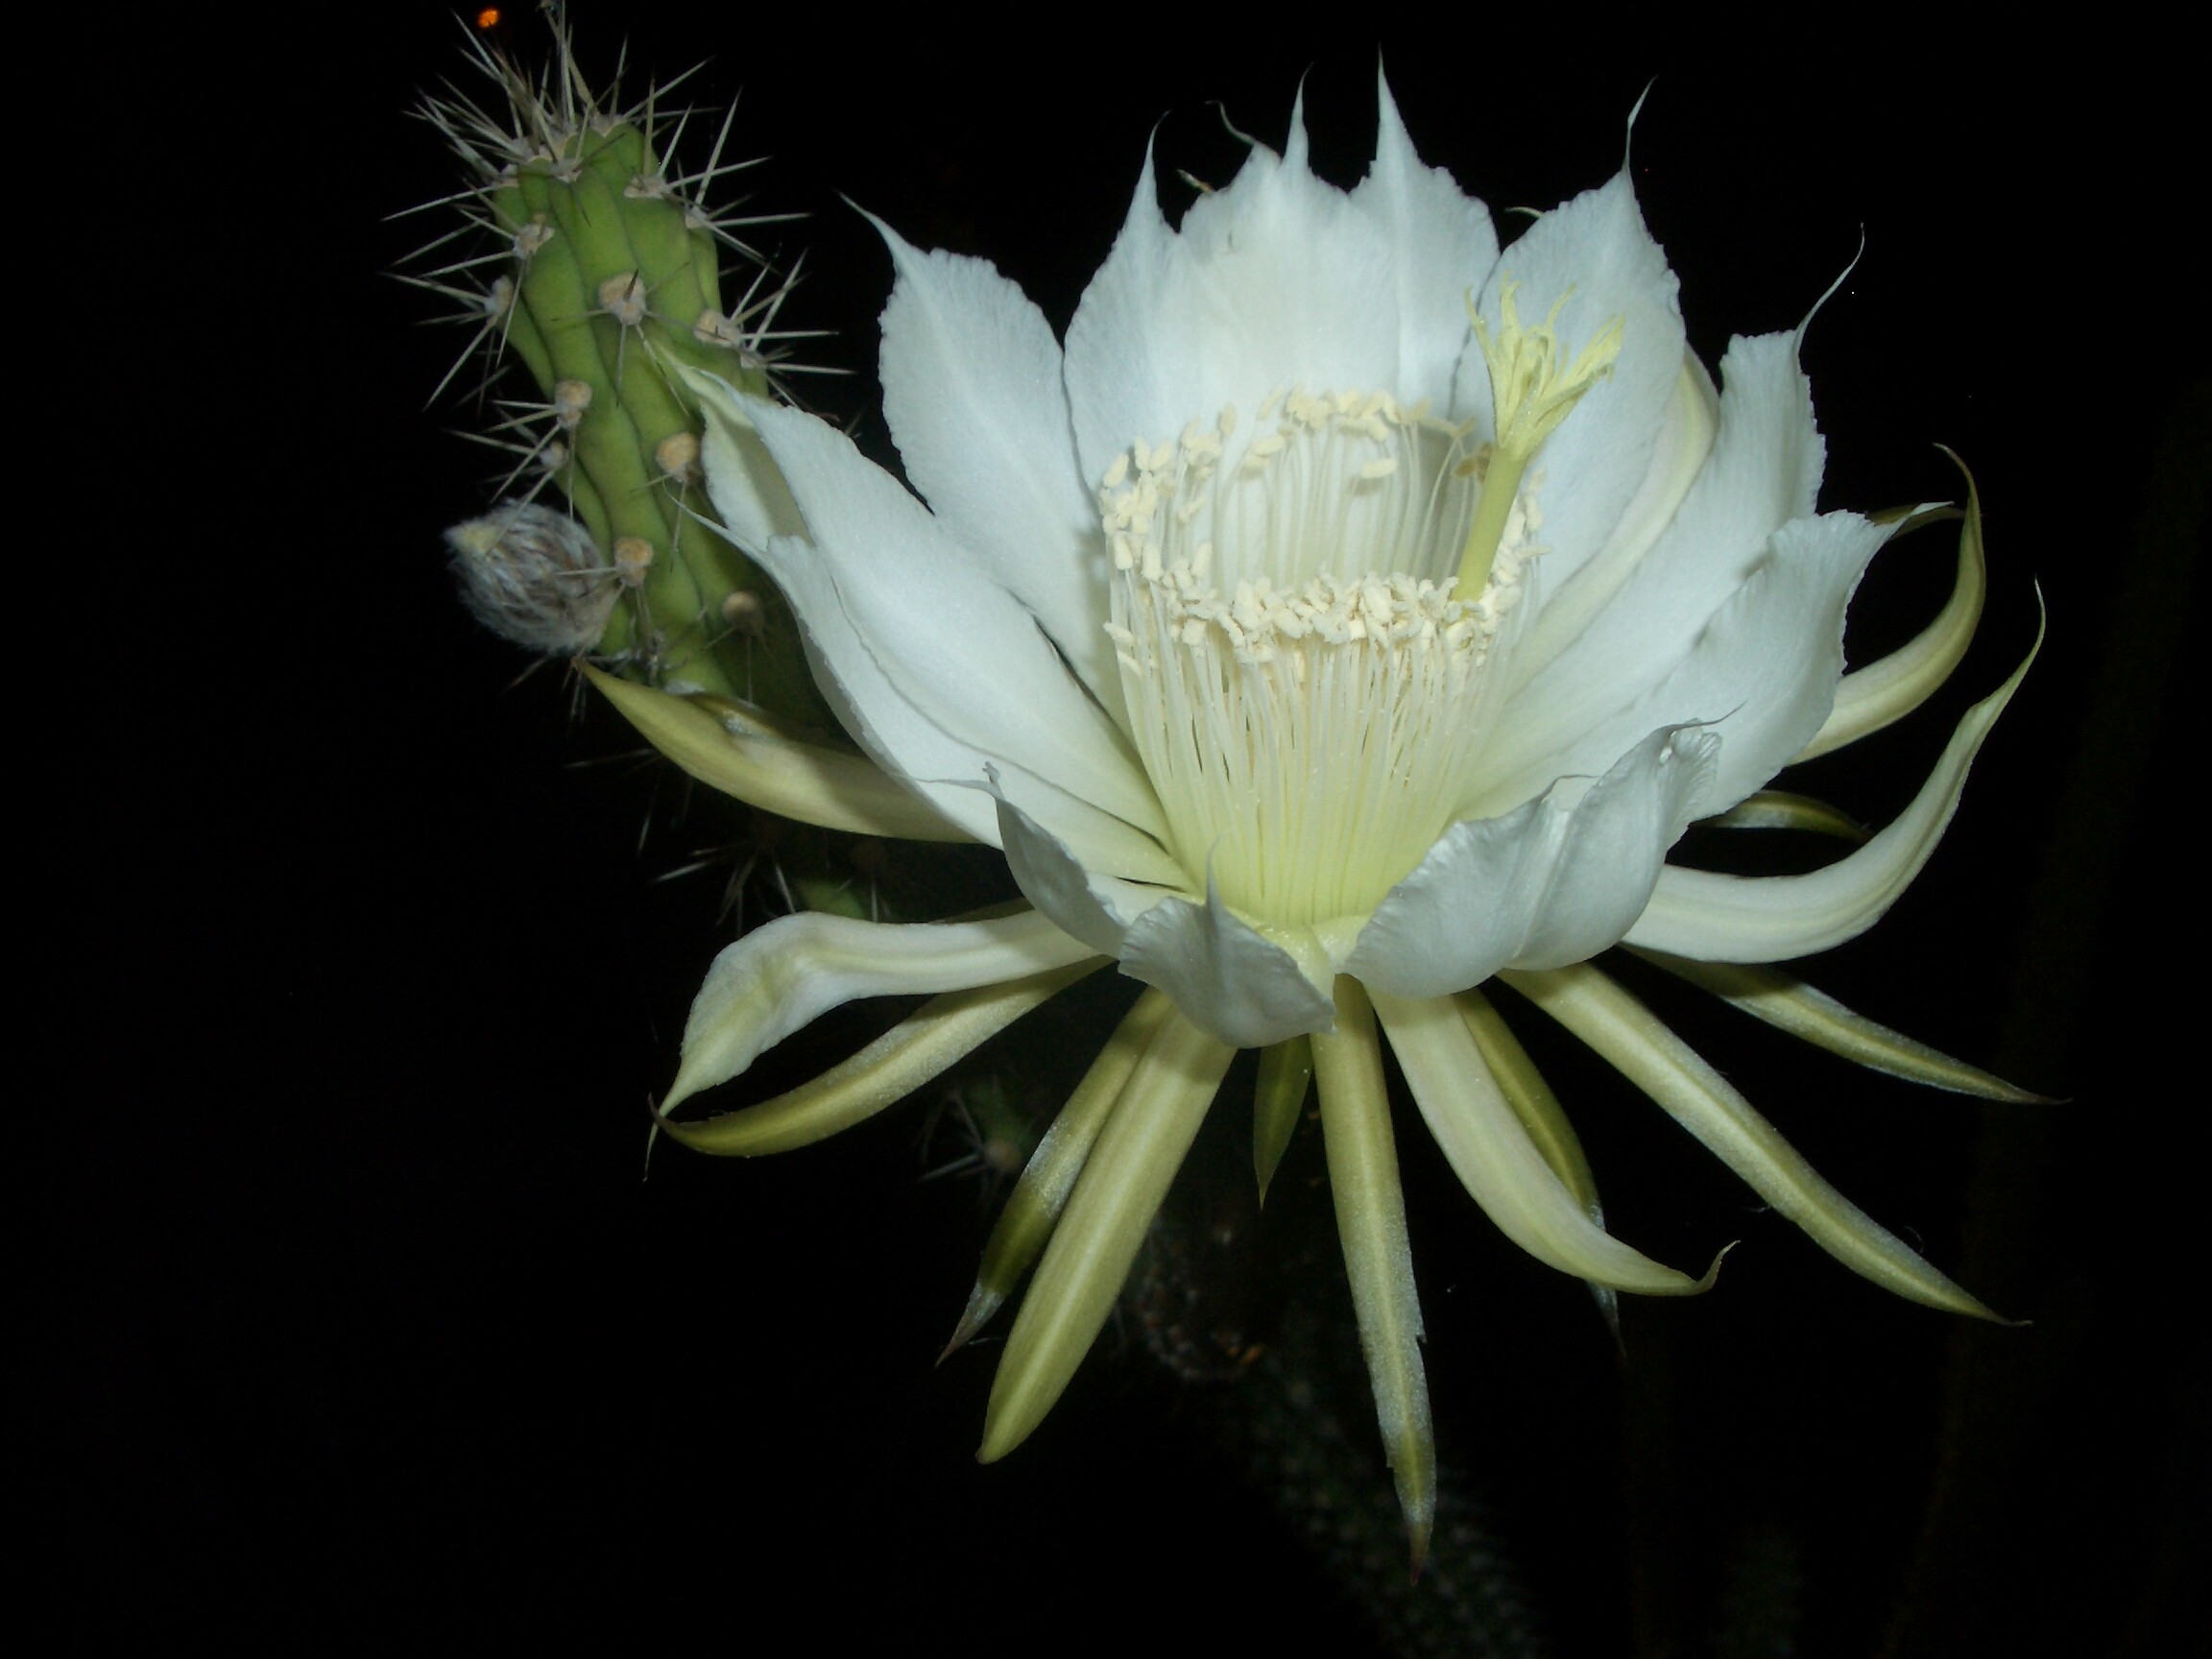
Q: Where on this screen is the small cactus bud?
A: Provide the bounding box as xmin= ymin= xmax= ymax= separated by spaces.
xmin=445 ymin=501 xmax=618 ymax=657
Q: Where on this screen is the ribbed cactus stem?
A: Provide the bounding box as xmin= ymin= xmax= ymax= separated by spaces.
xmin=412 ymin=8 xmax=827 ymax=722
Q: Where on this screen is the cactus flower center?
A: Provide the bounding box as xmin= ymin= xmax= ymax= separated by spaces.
xmin=1101 ymin=388 xmax=1541 ymax=927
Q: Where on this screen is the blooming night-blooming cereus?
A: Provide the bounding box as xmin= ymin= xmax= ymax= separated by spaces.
xmin=601 ymin=80 xmax=2036 ymax=1566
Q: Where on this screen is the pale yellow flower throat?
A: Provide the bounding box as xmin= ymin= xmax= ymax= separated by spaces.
xmin=1103 ymin=388 xmax=1526 ymax=927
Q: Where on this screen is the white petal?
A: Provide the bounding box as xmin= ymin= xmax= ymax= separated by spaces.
xmin=1118 ymin=884 xmax=1338 ymax=1048
xmin=1623 ymin=631 xmax=2037 ymax=962
xmin=668 ymin=907 xmax=1101 ymax=1112
xmin=681 ymin=372 xmax=806 ymax=551
xmin=729 ymin=394 xmax=1169 ymax=842
xmin=1453 ymin=171 xmax=1684 ymax=588
xmin=1507 ymin=355 xmax=1720 ymax=688
xmin=1370 ymin=990 xmax=1703 ymax=1293
xmin=728 ymin=531 xmax=997 ymax=844
xmin=992 ymin=778 xmax=1191 ymax=934
xmin=1348 ymin=727 xmax=1719 ymax=998
xmin=1504 ymin=331 xmax=1818 ymax=727
xmin=872 ymin=219 xmax=1123 ymax=720
xmin=1065 ymin=128 xmax=1399 ymax=483
xmin=996 ymin=793 xmax=1334 ymax=1047
xmin=1490 ymin=511 xmax=1892 ymax=817
xmin=1348 ymin=73 xmax=1499 ymax=412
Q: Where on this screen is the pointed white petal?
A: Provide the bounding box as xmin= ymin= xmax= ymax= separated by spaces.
xmin=1507 ymin=356 xmax=1720 ymax=687
xmin=1453 ymin=172 xmax=1684 ymax=588
xmin=980 ymin=1007 xmax=1236 ymax=1459
xmin=1486 ymin=511 xmax=1885 ymax=813
xmin=582 ymin=666 xmax=972 ymax=842
xmin=1503 ymin=330 xmax=1819 ymax=733
xmin=994 ymin=792 xmax=1171 ymax=958
xmin=693 ymin=376 xmax=1164 ymax=847
xmin=1349 ymin=72 xmax=1498 ymax=410
xmin=1371 ymin=989 xmax=1703 ymax=1293
xmin=989 ymin=766 xmax=1190 ymax=891
xmin=1119 ymin=882 xmax=1338 ymax=1048
xmin=733 ymin=396 xmax=1168 ymax=840
xmin=681 ymin=371 xmax=806 ymax=551
xmin=1798 ymin=463 xmax=1987 ymax=761
xmin=1623 ymin=630 xmax=2037 ymax=962
xmin=995 ymin=792 xmax=1330 ymax=1046
xmin=659 ymin=960 xmax=1100 ymax=1157
xmin=872 ymin=219 xmax=1124 ymax=721
xmin=1065 ymin=131 xmax=1400 ymax=484
xmin=1350 ymin=726 xmax=1718 ymax=998
xmin=1311 ymin=978 xmax=1435 ymax=1567
xmin=695 ymin=388 xmax=1001 ymax=843
xmin=667 ymin=907 xmax=1101 ymax=1112
xmin=1631 ymin=951 xmax=2047 ymax=1101
xmin=1503 ymin=963 xmax=1999 ymax=1316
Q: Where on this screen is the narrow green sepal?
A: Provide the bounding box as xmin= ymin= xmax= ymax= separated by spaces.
xmin=978 ymin=1008 xmax=1234 ymax=1461
xmin=941 ymin=992 xmax=1172 ymax=1359
xmin=656 ymin=961 xmax=1096 ymax=1157
xmin=1629 ymin=950 xmax=2051 ymax=1102
xmin=1313 ymin=978 xmax=1436 ymax=1575
xmin=1252 ymin=1035 xmax=1313 ymax=1206
xmin=1455 ymin=989 xmax=1620 ymax=1344
xmin=584 ymin=664 xmax=972 ymax=842
xmin=1503 ymin=962 xmax=2008 ymax=1321
xmin=1698 ymin=790 xmax=1871 ymax=844
xmin=1799 ymin=452 xmax=1987 ymax=761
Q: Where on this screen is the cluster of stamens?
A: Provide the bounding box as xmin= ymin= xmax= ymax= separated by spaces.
xmin=1100 ymin=390 xmax=1541 ymax=926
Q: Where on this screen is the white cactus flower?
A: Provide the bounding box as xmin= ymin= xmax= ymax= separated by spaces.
xmin=601 ymin=79 xmax=2034 ymax=1566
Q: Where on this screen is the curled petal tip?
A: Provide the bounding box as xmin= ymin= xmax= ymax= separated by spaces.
xmin=1695 ymin=1239 xmax=1738 ymax=1292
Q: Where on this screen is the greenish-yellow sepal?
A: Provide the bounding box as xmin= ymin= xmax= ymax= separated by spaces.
xmin=979 ymin=1009 xmax=1235 ymax=1461
xmin=584 ymin=664 xmax=971 ymax=842
xmin=1629 ymin=951 xmax=2048 ymax=1101
xmin=1503 ymin=961 xmax=2006 ymax=1321
xmin=658 ymin=961 xmax=1096 ymax=1157
xmin=942 ymin=991 xmax=1173 ymax=1358
xmin=1313 ymin=978 xmax=1436 ymax=1574
xmin=1455 ymin=988 xmax=1620 ymax=1340
xmin=1698 ymin=790 xmax=1871 ymax=844
xmin=1799 ymin=452 xmax=1987 ymax=761
xmin=1252 ymin=1035 xmax=1313 ymax=1205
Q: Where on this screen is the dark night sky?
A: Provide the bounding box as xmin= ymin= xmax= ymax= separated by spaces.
xmin=64 ymin=9 xmax=2202 ymax=1652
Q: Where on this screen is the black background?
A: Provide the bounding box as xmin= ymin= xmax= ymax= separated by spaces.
xmin=62 ymin=7 xmax=2202 ymax=1652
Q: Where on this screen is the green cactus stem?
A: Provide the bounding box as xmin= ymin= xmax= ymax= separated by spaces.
xmin=405 ymin=5 xmax=827 ymax=722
